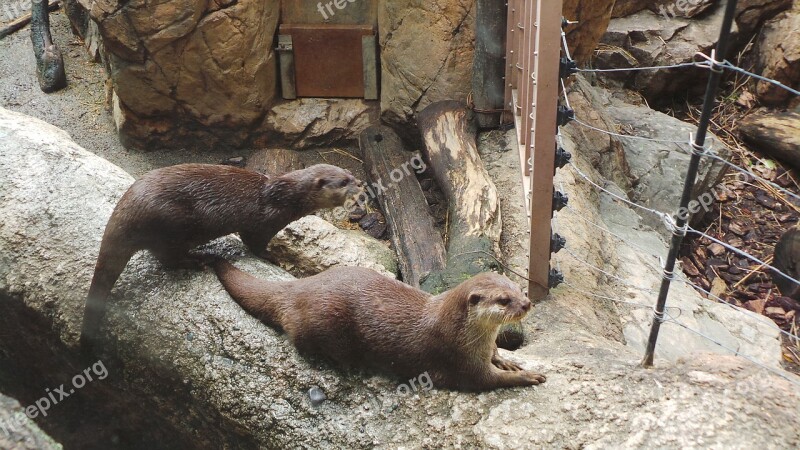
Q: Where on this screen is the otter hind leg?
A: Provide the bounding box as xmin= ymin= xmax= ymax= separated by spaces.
xmin=240 ymin=230 xmax=273 ymax=259
xmin=151 ymin=247 xmax=203 ymax=270
xmin=81 ymin=243 xmax=136 ymax=351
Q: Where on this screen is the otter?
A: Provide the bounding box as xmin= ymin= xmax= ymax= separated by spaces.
xmin=82 ymin=163 xmax=362 ymax=348
xmin=212 ymin=259 xmax=546 ymax=391
xmin=774 ymin=226 xmax=800 ymax=299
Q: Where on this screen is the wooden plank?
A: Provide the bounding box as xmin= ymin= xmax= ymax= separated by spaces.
xmin=527 ymin=0 xmax=563 ymax=300
xmin=359 ymin=126 xmax=446 ymax=288
xmin=362 ymin=35 xmax=378 ymax=100
xmin=277 ymin=35 xmax=297 ymax=99
xmin=472 ymin=0 xmax=507 ymax=128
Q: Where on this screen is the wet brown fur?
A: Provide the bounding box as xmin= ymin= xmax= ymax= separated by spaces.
xmin=213 ymin=259 xmax=546 ymax=391
xmin=81 ymin=163 xmax=361 ymax=348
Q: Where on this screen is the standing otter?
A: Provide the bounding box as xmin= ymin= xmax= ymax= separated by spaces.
xmin=212 ymin=259 xmax=546 ymax=391
xmin=82 ymin=163 xmax=362 ymax=348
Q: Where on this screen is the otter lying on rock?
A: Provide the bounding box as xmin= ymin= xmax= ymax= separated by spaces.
xmin=213 ymin=258 xmax=546 ymax=391
xmin=82 ymin=163 xmax=362 ymax=350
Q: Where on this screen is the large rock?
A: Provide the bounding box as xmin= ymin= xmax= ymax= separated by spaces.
xmin=0 ymin=394 xmax=61 ymax=450
xmin=78 ymin=0 xmax=281 ymax=149
xmin=378 ymin=0 xmax=476 ymax=131
xmin=597 ymin=0 xmax=792 ymax=101
xmin=562 ymin=0 xmax=616 ymax=65
xmin=2 ymin=107 xmax=799 ymax=447
xmin=267 ymin=216 xmax=398 ymax=279
xmin=751 ymin=0 xmax=800 ymax=106
xmin=566 ymin=77 xmax=729 ymax=237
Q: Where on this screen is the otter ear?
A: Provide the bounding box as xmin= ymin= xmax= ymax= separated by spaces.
xmin=315 ymin=177 xmax=327 ymax=188
xmin=468 ymin=293 xmax=481 ymax=305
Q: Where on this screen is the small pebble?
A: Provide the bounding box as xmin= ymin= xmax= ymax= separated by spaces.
xmin=308 ymin=386 xmax=326 ymax=406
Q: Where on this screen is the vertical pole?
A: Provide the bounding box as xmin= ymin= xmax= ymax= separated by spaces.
xmin=642 ymin=0 xmax=739 ymax=367
xmin=473 ymin=0 xmax=507 ymax=128
xmin=518 ymin=0 xmax=533 ymax=150
xmin=503 ymin=0 xmax=517 ymax=110
xmin=527 ymin=0 xmax=562 ymax=300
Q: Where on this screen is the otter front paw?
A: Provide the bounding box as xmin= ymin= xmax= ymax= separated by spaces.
xmin=491 ymin=354 xmax=523 ymax=371
xmin=521 ymin=370 xmax=546 ymax=385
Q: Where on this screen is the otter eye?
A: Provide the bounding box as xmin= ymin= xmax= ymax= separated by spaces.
xmin=339 ymin=179 xmax=350 ymax=187
xmin=497 ymin=297 xmax=510 ymax=306
xmin=468 ymin=294 xmax=481 ymax=305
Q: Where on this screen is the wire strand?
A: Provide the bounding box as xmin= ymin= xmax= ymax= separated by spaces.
xmin=578 ymin=61 xmax=701 ymax=73
xmin=573 ymin=118 xmax=690 ymax=144
xmin=677 ymin=274 xmax=800 ymax=343
xmin=721 ymin=61 xmax=800 ymax=97
xmin=568 ymin=161 xmax=673 ymax=222
xmin=662 ymin=312 xmax=800 ymax=388
xmin=686 ymin=226 xmax=800 ymax=288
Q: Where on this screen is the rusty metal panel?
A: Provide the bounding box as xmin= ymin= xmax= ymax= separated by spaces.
xmin=279 ymin=24 xmax=374 ymax=98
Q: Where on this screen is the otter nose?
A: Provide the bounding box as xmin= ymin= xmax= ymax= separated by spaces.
xmin=521 ymin=300 xmax=531 ymax=312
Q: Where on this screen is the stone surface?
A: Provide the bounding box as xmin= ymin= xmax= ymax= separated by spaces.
xmin=378 ymin=0 xmax=476 ymax=132
xmin=598 ymin=0 xmax=792 ymax=101
xmin=77 ymin=0 xmax=280 ymax=149
xmin=0 ymin=394 xmax=62 ymax=450
xmin=267 ymin=215 xmax=398 ymax=279
xmin=611 ymin=0 xmax=651 ymax=18
xmin=565 ymin=77 xmax=729 ymax=236
xmin=563 ymin=0 xmax=616 ymax=65
xmin=752 ymin=0 xmax=800 ymax=106
xmin=1 ymin=107 xmax=799 ymax=448
xmin=264 ymin=99 xmax=376 ymax=148
xmin=739 ymin=111 xmax=800 ymax=169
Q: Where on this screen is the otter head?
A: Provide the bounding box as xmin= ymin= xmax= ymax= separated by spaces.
xmin=462 ymin=273 xmax=532 ymax=328
xmin=299 ymin=164 xmax=364 ymax=209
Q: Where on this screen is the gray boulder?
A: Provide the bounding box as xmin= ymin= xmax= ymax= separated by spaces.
xmin=0 ymin=394 xmax=61 ymax=450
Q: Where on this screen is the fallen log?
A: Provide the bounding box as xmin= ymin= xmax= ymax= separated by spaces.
xmin=417 ymin=101 xmax=525 ymax=349
xmin=245 ymin=148 xmax=304 ymax=176
xmin=739 ymin=111 xmax=800 ymax=171
xmin=30 ymin=0 xmax=66 ymax=92
xmin=359 ymin=125 xmax=446 ymax=287
xmin=417 ymin=100 xmax=503 ymax=290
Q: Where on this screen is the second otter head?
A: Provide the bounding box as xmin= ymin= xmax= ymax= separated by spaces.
xmin=462 ymin=273 xmax=532 ymax=326
xmin=293 ymin=164 xmax=364 ymax=209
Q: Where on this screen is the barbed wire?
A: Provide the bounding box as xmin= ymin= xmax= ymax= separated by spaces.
xmin=556 ymin=31 xmax=800 ymax=381
xmin=561 ymin=246 xmax=659 ymax=294
xmin=578 ymin=62 xmax=701 ymax=73
xmin=720 ymin=61 xmax=800 ymax=97
xmin=570 ymin=114 xmax=800 ymax=209
xmin=568 ymin=161 xmax=673 ymax=222
xmin=686 ymin=226 xmax=800 ymax=289
xmin=676 ymin=273 xmax=800 ymax=343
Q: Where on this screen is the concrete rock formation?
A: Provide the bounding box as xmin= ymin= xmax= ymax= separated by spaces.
xmin=751 ymin=0 xmax=800 ymax=106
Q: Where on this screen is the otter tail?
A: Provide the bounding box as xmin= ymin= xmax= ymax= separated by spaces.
xmin=81 ymin=235 xmax=135 ymax=351
xmin=212 ymin=258 xmax=287 ymax=328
